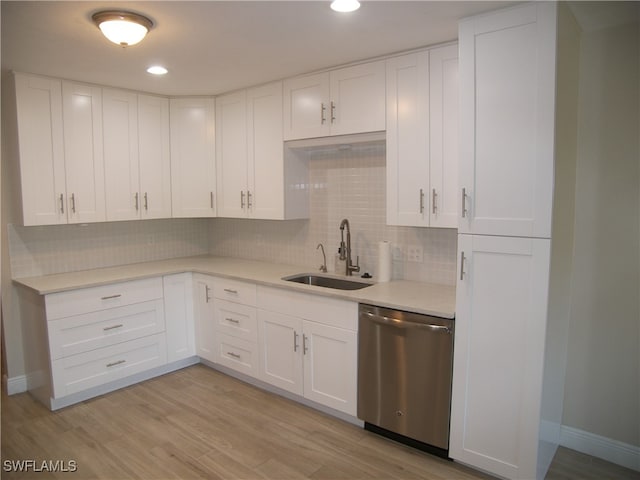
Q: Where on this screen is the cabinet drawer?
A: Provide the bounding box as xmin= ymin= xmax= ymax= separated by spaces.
xmin=257 ymin=286 xmax=358 ymax=330
xmin=213 ymin=279 xmax=256 ymax=306
xmin=46 ymin=277 xmax=164 ymax=320
xmin=214 ymin=333 xmax=258 ymax=378
xmin=214 ymin=299 xmax=257 ymax=342
xmin=48 ymin=300 xmax=165 ymax=360
xmin=51 ymin=333 xmax=167 ymax=398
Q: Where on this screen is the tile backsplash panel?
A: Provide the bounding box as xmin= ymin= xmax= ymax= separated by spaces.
xmin=209 ymin=146 xmax=458 ymax=286
xmin=9 ymin=218 xmax=209 ymax=278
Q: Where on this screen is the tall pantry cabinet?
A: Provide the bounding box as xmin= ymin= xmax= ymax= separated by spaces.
xmin=450 ymin=3 xmax=568 ymax=480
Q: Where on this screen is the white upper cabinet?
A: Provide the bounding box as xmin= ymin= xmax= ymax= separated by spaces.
xmin=14 ymin=73 xmax=67 ymax=226
xmin=62 ymin=81 xmax=106 ymax=224
xmin=170 ymin=98 xmax=216 ymax=218
xmin=283 ymin=60 xmax=385 ymax=140
xmin=103 ymin=88 xmax=139 ymax=221
xmin=138 ymin=94 xmax=172 ymax=219
xmin=429 ymin=44 xmax=459 ymax=228
xmin=458 ymin=2 xmax=556 ymax=238
xmin=104 ymin=91 xmax=172 ymax=221
xmin=216 ymin=90 xmax=248 ymax=218
xmin=217 ymin=82 xmax=307 ymax=220
xmin=386 ymin=46 xmax=458 ymax=228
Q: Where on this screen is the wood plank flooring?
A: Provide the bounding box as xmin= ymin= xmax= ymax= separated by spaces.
xmin=2 ymin=365 xmax=638 ymax=480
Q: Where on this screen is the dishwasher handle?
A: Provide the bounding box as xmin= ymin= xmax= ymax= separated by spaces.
xmin=362 ymin=311 xmax=452 ymax=333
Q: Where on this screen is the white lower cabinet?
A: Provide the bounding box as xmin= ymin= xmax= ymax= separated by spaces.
xmin=450 ymin=234 xmax=551 ymax=479
xmin=192 ymin=274 xmax=216 ymax=362
xmin=257 ymin=286 xmax=358 ymax=416
xmin=163 ymin=273 xmax=196 ymax=363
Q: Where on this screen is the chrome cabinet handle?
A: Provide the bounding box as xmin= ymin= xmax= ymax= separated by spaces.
xmin=293 ymin=331 xmax=299 ymax=352
xmin=205 ymin=285 xmax=211 ymax=303
xmin=59 ymin=193 xmax=65 ymax=214
xmin=70 ymin=193 xmax=76 ymax=213
xmin=225 ymin=317 xmax=240 ymax=324
xmin=103 ymin=324 xmax=123 ymax=332
xmin=303 ymin=334 xmax=308 ymax=355
xmin=135 ymin=192 xmax=139 ymax=211
xmin=227 ymin=352 xmax=241 ymax=359
xmin=461 ymin=188 xmax=468 ymax=218
xmin=419 ymin=188 xmax=425 ymax=214
xmin=223 ymin=288 xmax=238 ymax=295
xmin=247 ymin=191 xmax=252 ymax=209
xmin=460 ymin=251 xmax=466 ymax=280
xmin=320 ymin=103 xmax=326 ymax=124
xmin=144 ymin=192 xmax=148 ymax=211
xmin=330 ymin=101 xmax=336 ymax=123
xmin=101 ymin=294 xmax=122 ymax=301
xmin=106 ymin=359 xmax=126 ymax=368
xmin=240 ymin=190 xmax=245 ymax=209
xmin=432 ymin=189 xmax=437 ymax=214
xmin=210 ymin=191 xmax=214 ymax=209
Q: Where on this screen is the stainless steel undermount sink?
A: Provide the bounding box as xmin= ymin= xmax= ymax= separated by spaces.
xmin=283 ymin=273 xmax=373 ymax=291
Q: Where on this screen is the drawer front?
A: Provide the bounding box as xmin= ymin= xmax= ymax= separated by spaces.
xmin=214 ymin=300 xmax=257 ymax=342
xmin=51 ymin=333 xmax=167 ymax=398
xmin=46 ymin=277 xmax=164 ymax=320
xmin=48 ymin=300 xmax=165 ymax=360
xmin=214 ymin=333 xmax=258 ymax=378
xmin=213 ymin=279 xmax=257 ymax=306
xmin=257 ymin=286 xmax=358 ymax=330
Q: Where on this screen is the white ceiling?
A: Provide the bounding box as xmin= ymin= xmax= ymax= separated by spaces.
xmin=1 ymin=0 xmax=511 ymax=96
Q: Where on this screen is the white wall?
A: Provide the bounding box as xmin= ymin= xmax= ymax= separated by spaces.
xmin=562 ymin=19 xmax=639 ymax=450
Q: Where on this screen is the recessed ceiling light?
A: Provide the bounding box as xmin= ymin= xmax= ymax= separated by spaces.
xmin=92 ymin=10 xmax=153 ymax=47
xmin=147 ymin=65 xmax=168 ymax=75
xmin=330 ymin=0 xmax=360 ymax=13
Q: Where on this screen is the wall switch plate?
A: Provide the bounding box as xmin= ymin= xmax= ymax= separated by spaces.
xmin=407 ymin=245 xmax=423 ymax=263
xmin=392 ymin=246 xmax=403 ymax=261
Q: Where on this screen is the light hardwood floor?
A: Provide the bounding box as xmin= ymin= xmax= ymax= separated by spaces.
xmin=2 ymin=365 xmax=638 ymax=480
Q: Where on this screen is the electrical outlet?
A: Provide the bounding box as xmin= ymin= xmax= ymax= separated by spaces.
xmin=407 ymin=245 xmax=423 ymax=263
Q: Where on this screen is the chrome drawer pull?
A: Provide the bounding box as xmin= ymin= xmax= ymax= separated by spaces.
xmin=223 ymin=289 xmax=238 ymax=295
xmin=303 ymin=334 xmax=308 ymax=355
xmin=103 ymin=324 xmax=124 ymax=332
xmin=106 ymin=359 xmax=126 ymax=368
xmin=101 ymin=294 xmax=122 ymax=301
xmin=225 ymin=317 xmax=240 ymax=324
xmin=227 ymin=352 xmax=241 ymax=359
xmin=293 ymin=331 xmax=299 ymax=352
xmin=460 ymin=252 xmax=466 ymax=281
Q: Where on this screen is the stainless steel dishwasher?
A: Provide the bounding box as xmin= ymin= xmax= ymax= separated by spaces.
xmin=357 ymin=303 xmax=454 ymax=457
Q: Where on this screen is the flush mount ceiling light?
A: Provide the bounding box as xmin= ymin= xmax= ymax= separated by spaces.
xmin=330 ymin=0 xmax=361 ymax=13
xmin=92 ymin=10 xmax=154 ymax=47
xmin=147 ymin=65 xmax=168 ymax=75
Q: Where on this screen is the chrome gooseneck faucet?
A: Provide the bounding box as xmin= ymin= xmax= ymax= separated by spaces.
xmin=339 ymin=218 xmax=360 ymax=276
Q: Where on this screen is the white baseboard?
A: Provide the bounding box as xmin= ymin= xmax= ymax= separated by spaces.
xmin=560 ymin=425 xmax=640 ymax=472
xmin=4 ymin=374 xmax=27 ymax=395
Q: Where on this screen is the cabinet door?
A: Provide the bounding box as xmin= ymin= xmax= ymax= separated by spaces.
xmin=458 ymin=3 xmax=556 ymax=237
xmin=429 ymin=44 xmax=459 ymax=229
xmin=163 ymin=273 xmax=195 ymax=363
xmin=170 ymin=98 xmax=216 ymax=218
xmin=62 ymin=82 xmax=106 ymax=223
xmin=303 ymin=320 xmax=357 ymax=416
xmin=14 ymin=73 xmax=67 ymax=225
xmin=258 ymin=309 xmax=303 ymax=395
xmin=283 ymin=72 xmax=330 ymax=140
xmin=330 ymin=60 xmax=386 ymax=137
xmin=247 ymin=82 xmax=285 ymax=219
xmin=138 ymin=94 xmax=172 ymax=219
xmin=450 ymin=234 xmax=551 ymax=479
xmin=193 ymin=274 xmax=216 ymax=363
xmin=103 ymin=88 xmax=139 ymax=221
xmin=386 ymin=52 xmax=430 ymax=226
xmin=215 ymin=90 xmax=248 ymax=218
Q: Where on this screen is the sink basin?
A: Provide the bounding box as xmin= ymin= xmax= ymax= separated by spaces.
xmin=283 ymin=273 xmax=373 ymax=291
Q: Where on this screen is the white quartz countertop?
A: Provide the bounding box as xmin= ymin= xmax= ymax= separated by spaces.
xmin=13 ymin=256 xmax=456 ymax=319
